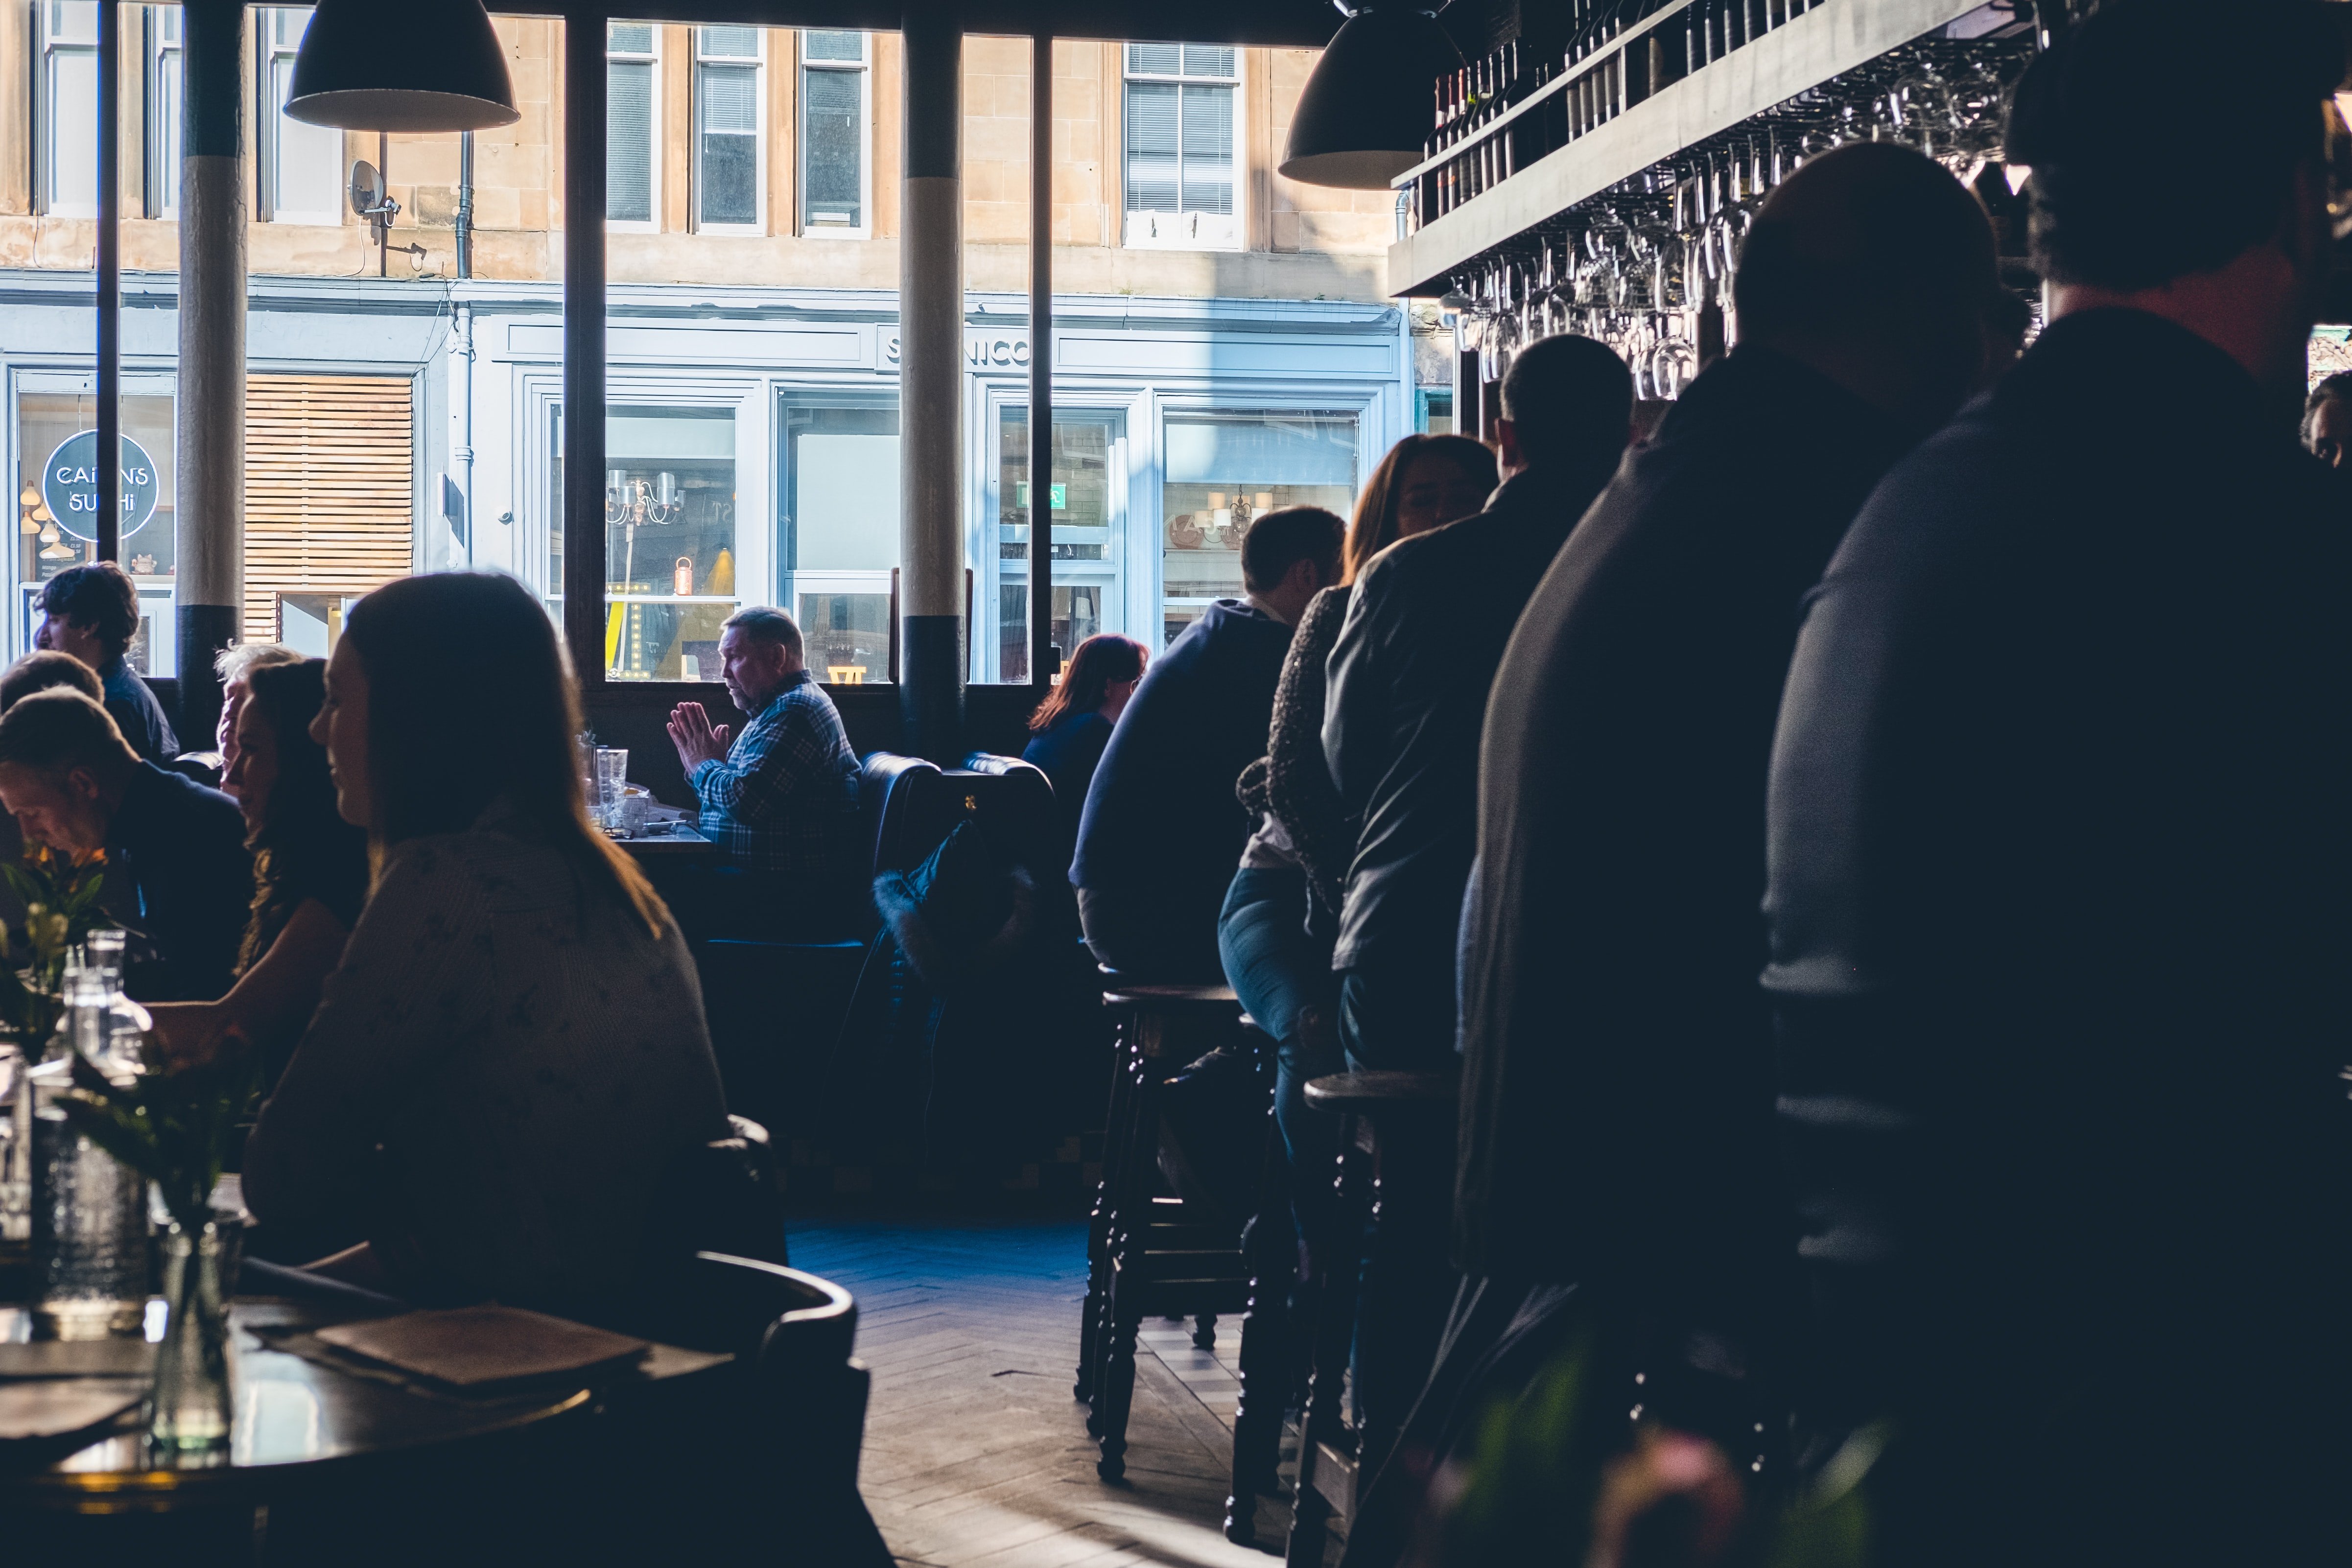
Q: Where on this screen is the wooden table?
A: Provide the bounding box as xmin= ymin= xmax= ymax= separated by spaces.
xmin=0 ymin=1298 xmax=733 ymax=1556
xmin=615 ymin=822 xmax=723 ymax=859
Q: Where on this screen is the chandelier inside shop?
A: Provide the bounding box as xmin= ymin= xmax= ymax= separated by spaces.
xmin=1438 ymin=29 xmax=2040 ymax=400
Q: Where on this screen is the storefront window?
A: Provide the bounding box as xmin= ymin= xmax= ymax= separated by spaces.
xmin=1159 ymin=410 xmax=1358 ymax=643
xmin=15 ymin=391 xmax=179 ymax=673
xmin=603 ymin=408 xmax=739 ymax=680
xmin=781 ymin=398 xmax=895 ymax=682
xmin=996 ymin=407 xmax=1120 ymax=684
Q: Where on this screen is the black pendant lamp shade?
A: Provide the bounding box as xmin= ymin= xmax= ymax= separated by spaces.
xmin=1280 ymin=4 xmax=1463 ymax=189
xmin=286 ymin=0 xmax=519 ymax=133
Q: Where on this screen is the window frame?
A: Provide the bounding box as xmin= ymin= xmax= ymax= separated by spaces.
xmin=37 ymin=0 xmax=100 ymax=220
xmin=144 ymin=4 xmax=183 ymax=220
xmin=258 ymin=7 xmax=347 ymax=227
xmin=604 ymin=21 xmax=662 ymax=232
xmin=795 ymin=29 xmax=871 ymax=240
xmin=691 ymin=24 xmax=766 ymax=234
xmin=1121 ymin=42 xmax=1243 ymax=253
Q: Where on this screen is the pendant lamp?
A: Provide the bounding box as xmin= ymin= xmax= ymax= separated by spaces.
xmin=1280 ymin=1 xmax=1464 ymax=189
xmin=285 ymin=0 xmax=519 ymax=133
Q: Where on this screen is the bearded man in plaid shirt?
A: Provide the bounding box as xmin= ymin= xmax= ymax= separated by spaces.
xmin=666 ymin=606 xmax=862 ymax=936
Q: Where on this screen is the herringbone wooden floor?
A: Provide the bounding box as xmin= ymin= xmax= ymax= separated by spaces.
xmin=790 ymin=1217 xmax=1312 ymax=1568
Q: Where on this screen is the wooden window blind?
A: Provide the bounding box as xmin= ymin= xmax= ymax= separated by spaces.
xmin=244 ymin=374 xmax=415 ymax=640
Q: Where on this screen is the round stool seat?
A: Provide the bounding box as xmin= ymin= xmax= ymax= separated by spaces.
xmin=1302 ymin=1070 xmax=1457 ymax=1113
xmin=1100 ymin=981 xmax=1240 ymax=1009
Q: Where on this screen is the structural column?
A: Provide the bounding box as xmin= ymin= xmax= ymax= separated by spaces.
xmin=1027 ymin=29 xmax=1053 ymax=693
xmin=175 ymin=0 xmax=247 ymax=746
xmin=899 ymin=0 xmax=964 ymax=760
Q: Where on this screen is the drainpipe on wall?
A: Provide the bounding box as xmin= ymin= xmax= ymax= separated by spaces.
xmin=455 ymin=131 xmax=473 ymax=280
xmin=447 ymin=132 xmax=474 ymax=567
xmin=447 ymin=301 xmax=474 ymax=567
xmin=176 ymin=0 xmax=246 ymax=744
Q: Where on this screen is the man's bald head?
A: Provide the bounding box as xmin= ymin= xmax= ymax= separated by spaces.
xmin=1734 ymin=142 xmax=2009 ymax=433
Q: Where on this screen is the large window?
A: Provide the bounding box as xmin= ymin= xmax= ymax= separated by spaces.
xmin=1159 ymin=411 xmax=1357 ymax=643
xmin=599 ymin=408 xmax=741 ymax=680
xmin=695 ymin=26 xmax=762 ymax=231
xmin=1123 ymin=44 xmax=1238 ymax=250
xmin=260 ymin=8 xmax=345 ymax=225
xmin=781 ymin=397 xmax=896 ymax=682
xmin=799 ymin=30 xmax=868 ymax=233
xmin=16 ymin=390 xmax=180 ymax=674
xmin=145 ymin=5 xmax=184 ymax=219
xmin=995 ymin=407 xmax=1122 ymax=684
xmin=607 ymin=22 xmax=659 ymax=226
xmin=38 ymin=1 xmax=99 ymax=219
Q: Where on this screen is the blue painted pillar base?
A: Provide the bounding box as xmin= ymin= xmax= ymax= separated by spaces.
xmin=898 ymin=614 xmax=965 ymax=764
xmin=176 ymin=603 xmax=236 ymax=750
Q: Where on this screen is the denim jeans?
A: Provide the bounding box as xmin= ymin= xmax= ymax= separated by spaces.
xmin=1217 ymin=866 xmax=1343 ymax=1206
xmin=1078 ymin=885 xmax=1224 ymax=983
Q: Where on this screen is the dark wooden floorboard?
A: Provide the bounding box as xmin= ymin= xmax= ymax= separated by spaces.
xmin=791 ymin=1217 xmax=1312 ymax=1568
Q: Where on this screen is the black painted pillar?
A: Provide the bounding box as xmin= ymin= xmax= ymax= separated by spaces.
xmin=1028 ymin=29 xmax=1053 ymax=694
xmin=176 ymin=0 xmax=247 ymax=745
xmin=899 ymin=0 xmax=964 ymax=761
xmin=96 ymin=0 xmax=119 ymax=563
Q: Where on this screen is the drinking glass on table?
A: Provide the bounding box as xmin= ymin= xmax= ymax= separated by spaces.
xmin=594 ymin=747 xmax=629 ymax=832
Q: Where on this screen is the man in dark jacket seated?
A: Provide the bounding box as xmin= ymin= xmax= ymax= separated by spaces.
xmin=1072 ymin=507 xmax=1340 ymax=981
xmin=0 ymin=690 xmax=249 ymax=1001
xmin=34 ymin=562 xmax=177 ymax=764
xmin=1764 ymin=5 xmax=2352 ymax=1563
xmin=1376 ymin=145 xmax=2017 ymax=1567
xmin=1324 ymin=333 xmax=1632 ymax=1070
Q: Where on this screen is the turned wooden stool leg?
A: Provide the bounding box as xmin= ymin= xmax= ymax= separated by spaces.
xmin=1076 ymin=1002 xmax=1135 ymax=1404
xmin=1286 ymin=1109 xmax=1368 ymax=1568
xmin=1096 ymin=1264 xmax=1146 ymax=1481
xmin=1087 ymin=1022 xmax=1152 ymax=1435
xmin=1225 ymin=1095 xmax=1294 ymax=1546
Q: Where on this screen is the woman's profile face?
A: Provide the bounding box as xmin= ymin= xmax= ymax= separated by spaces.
xmin=313 ymin=640 xmax=374 ymax=831
xmin=226 ymin=704 xmax=276 ymax=838
xmin=1393 ymin=452 xmax=1492 ymax=540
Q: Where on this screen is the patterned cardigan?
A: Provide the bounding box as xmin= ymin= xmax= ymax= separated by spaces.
xmin=1236 ymin=584 xmax=1356 ymax=914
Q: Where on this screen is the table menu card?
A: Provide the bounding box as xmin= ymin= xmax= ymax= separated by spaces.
xmin=315 ymin=1306 xmax=650 ymax=1390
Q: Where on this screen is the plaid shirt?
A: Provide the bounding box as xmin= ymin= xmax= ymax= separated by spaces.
xmin=689 ymin=671 xmax=861 ymax=877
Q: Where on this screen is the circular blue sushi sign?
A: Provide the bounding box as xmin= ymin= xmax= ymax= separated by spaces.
xmin=41 ymin=431 xmax=161 ymax=543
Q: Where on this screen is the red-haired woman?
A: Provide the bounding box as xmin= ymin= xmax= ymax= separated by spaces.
xmin=1023 ymin=632 xmax=1148 ymax=865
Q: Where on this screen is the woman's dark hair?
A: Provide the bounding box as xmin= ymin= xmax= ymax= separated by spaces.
xmin=236 ymin=659 xmax=369 ymax=975
xmin=1345 ymin=434 xmax=1498 ymax=583
xmin=2305 ymin=370 xmax=2352 ymax=446
xmin=339 ymin=571 xmax=670 ymax=936
xmin=38 ymin=562 xmax=141 ymax=661
xmin=1028 ymin=633 xmax=1147 ymax=733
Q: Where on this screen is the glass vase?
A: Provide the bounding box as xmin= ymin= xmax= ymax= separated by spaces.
xmin=149 ymin=1221 xmax=233 ymax=1455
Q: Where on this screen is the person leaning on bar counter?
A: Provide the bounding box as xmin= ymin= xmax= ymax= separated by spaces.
xmin=241 ymin=572 xmax=729 ymax=1318
xmin=0 ymin=687 xmax=248 ymax=1001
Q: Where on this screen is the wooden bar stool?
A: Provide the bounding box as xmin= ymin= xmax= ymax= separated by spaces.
xmin=1077 ymin=973 xmax=1257 ymax=1481
xmin=1284 ymin=1069 xmax=1458 ymax=1568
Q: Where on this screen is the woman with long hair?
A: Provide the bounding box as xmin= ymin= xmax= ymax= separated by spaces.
xmin=147 ymin=659 xmax=369 ymax=1085
xmin=1023 ymin=632 xmax=1148 ymax=851
xmin=241 ymin=572 xmax=729 ymax=1316
xmin=1220 ymin=431 xmax=1497 ymax=1207
xmin=1341 ymin=432 xmax=1498 ymax=586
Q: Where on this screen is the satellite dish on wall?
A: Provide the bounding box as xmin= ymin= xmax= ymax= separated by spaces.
xmin=350 ymin=160 xmax=386 ymax=219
